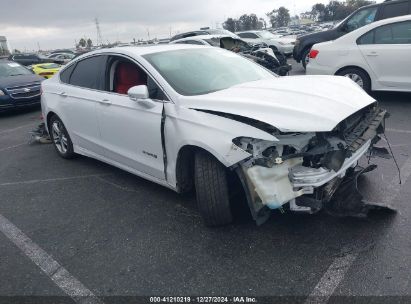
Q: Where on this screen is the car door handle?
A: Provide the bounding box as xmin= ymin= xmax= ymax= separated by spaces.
xmin=59 ymin=92 xmax=67 ymax=97
xmin=366 ymin=52 xmax=378 ymax=57
xmin=99 ymin=99 xmax=111 ymax=105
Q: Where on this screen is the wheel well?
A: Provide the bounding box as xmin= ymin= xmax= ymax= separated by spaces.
xmin=175 ymin=145 xmax=239 ymax=193
xmin=335 ymin=65 xmax=371 ymax=81
xmin=175 ymin=145 xmax=250 ymax=220
xmin=46 ymin=111 xmax=57 ymax=133
xmin=175 ymin=145 xmax=206 ymax=193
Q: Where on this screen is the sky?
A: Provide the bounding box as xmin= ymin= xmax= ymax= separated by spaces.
xmin=0 ymin=0 xmax=369 ymax=51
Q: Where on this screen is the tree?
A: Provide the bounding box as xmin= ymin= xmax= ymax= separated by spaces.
xmin=258 ymin=18 xmax=267 ymax=30
xmin=223 ymin=14 xmax=262 ymax=32
xmin=249 ymin=14 xmax=259 ymax=30
xmin=86 ymin=38 xmax=93 ymax=48
xmin=267 ymin=7 xmax=291 ymax=28
xmin=347 ymin=0 xmax=375 ymax=10
xmin=223 ymin=17 xmax=237 ymax=32
xmin=78 ymin=38 xmax=87 ymax=48
xmin=311 ymin=3 xmax=327 ymax=22
xmin=239 ymin=14 xmax=252 ymax=31
xmin=311 ymin=0 xmax=375 ymax=22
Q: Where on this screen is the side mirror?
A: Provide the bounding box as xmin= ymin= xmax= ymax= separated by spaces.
xmin=127 ymin=85 xmax=155 ymax=109
xmin=128 ymin=85 xmax=149 ymax=101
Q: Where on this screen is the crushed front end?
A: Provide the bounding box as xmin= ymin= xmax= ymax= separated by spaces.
xmin=233 ymin=104 xmax=393 ymax=224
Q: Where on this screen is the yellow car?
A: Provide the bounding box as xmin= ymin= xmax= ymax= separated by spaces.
xmin=31 ymin=63 xmax=61 ymax=79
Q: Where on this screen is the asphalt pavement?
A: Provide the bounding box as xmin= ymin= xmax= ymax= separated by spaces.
xmin=0 ymin=61 xmax=410 ymax=304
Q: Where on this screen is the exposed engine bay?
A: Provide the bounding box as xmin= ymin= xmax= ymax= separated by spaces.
xmin=230 ymin=104 xmax=395 ymax=224
xmin=219 ymin=37 xmax=292 ymax=76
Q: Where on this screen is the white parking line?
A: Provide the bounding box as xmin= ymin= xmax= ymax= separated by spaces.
xmin=304 ymin=251 xmax=357 ymax=304
xmin=304 ymin=156 xmax=411 ymax=304
xmin=0 ymin=213 xmax=104 ymax=304
xmin=0 ymin=174 xmax=109 ymax=187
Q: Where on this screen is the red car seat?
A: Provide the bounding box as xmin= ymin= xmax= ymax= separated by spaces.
xmin=114 ymin=62 xmax=147 ymax=94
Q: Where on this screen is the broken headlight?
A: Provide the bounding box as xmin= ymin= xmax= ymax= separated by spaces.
xmin=233 ymin=134 xmax=313 ymax=168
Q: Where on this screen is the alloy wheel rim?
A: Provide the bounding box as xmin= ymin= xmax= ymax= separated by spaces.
xmin=344 ymin=73 xmax=364 ymax=88
xmin=51 ymin=121 xmax=68 ymax=154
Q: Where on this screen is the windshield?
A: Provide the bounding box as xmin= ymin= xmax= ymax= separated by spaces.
xmin=144 ymin=48 xmax=274 ymax=96
xmin=0 ymin=62 xmax=33 ymax=77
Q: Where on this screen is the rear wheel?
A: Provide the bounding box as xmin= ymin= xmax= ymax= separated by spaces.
xmin=49 ymin=115 xmax=75 ymax=159
xmin=194 ymin=151 xmax=233 ymax=226
xmin=336 ymin=67 xmax=371 ymax=93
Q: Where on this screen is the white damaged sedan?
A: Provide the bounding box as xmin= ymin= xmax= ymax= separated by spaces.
xmin=41 ymin=44 xmax=389 ymax=226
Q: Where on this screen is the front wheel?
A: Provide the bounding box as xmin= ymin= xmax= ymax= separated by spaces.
xmin=194 ymin=151 xmax=233 ymax=226
xmin=49 ymin=115 xmax=76 ymax=159
xmin=336 ymin=68 xmax=371 ymax=93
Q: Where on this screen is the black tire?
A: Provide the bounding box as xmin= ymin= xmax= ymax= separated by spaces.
xmin=336 ymin=67 xmax=371 ymax=93
xmin=302 ymin=48 xmax=310 ymax=70
xmin=49 ymin=115 xmax=76 ymax=159
xmin=194 ymin=151 xmax=233 ymax=226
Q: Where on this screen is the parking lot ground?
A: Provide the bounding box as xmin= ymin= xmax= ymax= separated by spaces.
xmin=1 ymin=64 xmax=411 ymax=303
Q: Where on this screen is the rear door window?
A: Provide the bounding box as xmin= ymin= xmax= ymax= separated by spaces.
xmin=380 ymin=1 xmax=410 ymax=19
xmin=68 ymin=55 xmax=106 ymax=90
xmin=358 ymin=21 xmax=411 ymax=45
xmin=375 ymin=21 xmax=411 ymax=44
xmin=60 ymin=64 xmax=76 ymax=83
xmin=357 ymin=30 xmax=375 ymax=45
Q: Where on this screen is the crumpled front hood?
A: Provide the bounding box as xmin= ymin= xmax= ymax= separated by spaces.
xmin=178 ymin=75 xmax=376 ymax=132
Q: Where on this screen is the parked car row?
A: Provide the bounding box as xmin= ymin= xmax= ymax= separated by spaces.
xmin=236 ymin=31 xmax=296 ymax=56
xmin=0 ymin=60 xmax=44 ymax=111
xmin=8 ymin=53 xmax=65 ymax=66
xmin=170 ymin=34 xmax=291 ymax=76
xmin=294 ymin=0 xmax=411 ymax=69
xmin=306 ymin=15 xmax=411 ymax=93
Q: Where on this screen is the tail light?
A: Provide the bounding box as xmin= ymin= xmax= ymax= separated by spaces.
xmin=309 ymin=49 xmax=319 ymax=59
